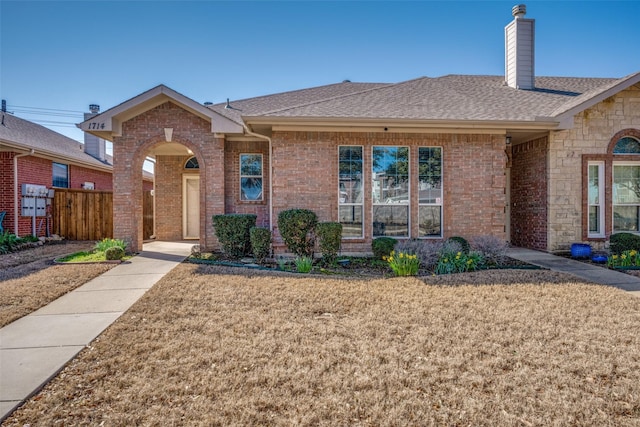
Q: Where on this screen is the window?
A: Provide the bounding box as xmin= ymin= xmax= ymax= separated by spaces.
xmin=418 ymin=147 xmax=443 ymax=237
xmin=184 ymin=156 xmax=199 ymax=169
xmin=240 ymin=154 xmax=263 ymax=201
xmin=613 ymin=163 xmax=640 ymax=232
xmin=372 ymin=146 xmax=409 ymax=237
xmin=588 ymin=161 xmax=604 ymax=237
xmin=613 ymin=137 xmax=640 ymax=154
xmin=52 ymin=162 xmax=69 ymax=188
xmin=338 ymin=146 xmax=363 ymax=238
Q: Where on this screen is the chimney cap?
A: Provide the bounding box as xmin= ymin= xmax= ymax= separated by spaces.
xmin=512 ymin=4 xmax=526 ymax=18
xmin=89 ymin=104 xmax=100 ymax=113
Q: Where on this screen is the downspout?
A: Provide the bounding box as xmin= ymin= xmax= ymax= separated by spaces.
xmin=241 ymin=125 xmax=273 ymax=231
xmin=14 ymin=149 xmax=34 ymax=237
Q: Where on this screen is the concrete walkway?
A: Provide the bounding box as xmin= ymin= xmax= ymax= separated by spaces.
xmin=508 ymin=247 xmax=640 ymax=294
xmin=0 ymin=241 xmax=194 ymax=422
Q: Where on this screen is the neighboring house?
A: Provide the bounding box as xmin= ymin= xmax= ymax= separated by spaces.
xmin=79 ymin=5 xmax=640 ymax=254
xmin=0 ymin=107 xmax=153 ymax=237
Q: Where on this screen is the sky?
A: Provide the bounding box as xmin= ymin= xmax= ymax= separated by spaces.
xmin=1 ymin=0 xmax=639 ymax=146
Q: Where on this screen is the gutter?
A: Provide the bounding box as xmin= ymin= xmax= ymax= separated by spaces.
xmin=14 ymin=149 xmax=34 ymax=237
xmin=240 ymin=125 xmax=274 ymax=232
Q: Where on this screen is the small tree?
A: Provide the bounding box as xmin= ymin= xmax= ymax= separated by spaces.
xmin=277 ymin=209 xmax=317 ymax=257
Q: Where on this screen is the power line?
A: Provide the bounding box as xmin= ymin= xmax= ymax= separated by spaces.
xmin=10 ymin=108 xmax=83 ymax=118
xmin=6 ymin=104 xmax=85 ymax=114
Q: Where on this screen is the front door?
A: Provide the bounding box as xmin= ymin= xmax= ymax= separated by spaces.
xmin=183 ymin=175 xmax=200 ymax=239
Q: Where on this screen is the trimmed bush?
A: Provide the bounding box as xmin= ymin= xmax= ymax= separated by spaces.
xmin=372 ymin=237 xmax=398 ymax=260
xmin=277 ymin=209 xmax=317 ymax=257
xmin=250 ymin=227 xmax=272 ymax=263
xmin=610 ymin=232 xmax=640 ymax=255
xmin=105 ymin=246 xmax=125 ymax=260
xmin=316 ymin=222 xmax=342 ymax=265
xmin=446 ymin=236 xmax=470 ymax=255
xmin=212 ymin=214 xmax=257 ymax=258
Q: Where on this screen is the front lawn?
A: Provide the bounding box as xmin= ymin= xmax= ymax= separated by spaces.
xmin=5 ymin=265 xmax=640 ymax=425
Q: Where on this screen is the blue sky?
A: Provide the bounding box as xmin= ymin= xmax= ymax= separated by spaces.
xmin=1 ymin=0 xmax=639 ymax=144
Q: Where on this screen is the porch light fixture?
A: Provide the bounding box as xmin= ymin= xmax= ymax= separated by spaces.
xmin=505 ymin=136 xmax=512 ymax=145
xmin=164 ymin=128 xmax=173 ymax=142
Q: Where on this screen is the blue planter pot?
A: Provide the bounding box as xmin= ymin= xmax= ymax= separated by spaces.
xmin=571 ymin=243 xmax=592 ymax=259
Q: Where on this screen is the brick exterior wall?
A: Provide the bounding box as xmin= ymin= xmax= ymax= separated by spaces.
xmin=510 ymin=136 xmax=548 ymax=250
xmin=0 ymin=152 xmax=15 ymax=233
xmin=69 ymin=165 xmax=112 ymax=190
xmin=224 ymin=140 xmax=270 ymax=228
xmin=270 ymin=131 xmax=507 ymax=253
xmin=548 ymin=83 xmax=640 ymax=251
xmin=155 ymin=155 xmax=190 ymax=241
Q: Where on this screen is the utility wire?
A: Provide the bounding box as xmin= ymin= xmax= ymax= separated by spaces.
xmin=6 ymin=104 xmax=85 ymax=114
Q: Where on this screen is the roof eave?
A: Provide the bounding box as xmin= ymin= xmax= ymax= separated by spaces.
xmin=0 ymin=139 xmax=113 ymax=172
xmin=243 ymin=116 xmax=563 ymax=132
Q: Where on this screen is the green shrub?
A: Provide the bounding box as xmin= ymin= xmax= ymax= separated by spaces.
xmin=212 ymin=214 xmax=257 ymax=258
xmin=316 ymin=222 xmax=342 ymax=265
xmin=610 ymin=232 xmax=640 ymax=255
xmin=446 ymin=236 xmax=470 ymax=254
xmin=294 ymin=256 xmax=313 ymax=273
xmin=277 ymin=209 xmax=317 ymax=257
xmin=0 ymin=232 xmax=20 ymax=254
xmin=435 ymin=250 xmax=484 ymax=275
xmin=21 ymin=235 xmax=40 ymax=243
xmin=95 ymin=238 xmax=127 ymax=252
xmin=372 ymin=237 xmax=398 ymax=260
xmin=105 ymin=246 xmax=125 ymax=261
xmin=250 ymin=227 xmax=272 ymax=263
xmin=384 ymin=250 xmax=419 ymax=276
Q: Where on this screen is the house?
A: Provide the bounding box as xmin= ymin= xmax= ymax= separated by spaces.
xmin=79 ymin=4 xmax=640 ymax=254
xmin=0 ymin=105 xmax=153 ymax=237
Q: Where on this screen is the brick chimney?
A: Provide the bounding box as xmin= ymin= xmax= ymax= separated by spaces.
xmin=505 ymin=4 xmax=535 ymax=90
xmin=83 ymin=104 xmax=106 ymax=161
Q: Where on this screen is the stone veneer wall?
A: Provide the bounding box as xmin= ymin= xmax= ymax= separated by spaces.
xmin=548 ymin=83 xmax=640 ymax=252
xmin=270 ymin=131 xmax=507 ymax=253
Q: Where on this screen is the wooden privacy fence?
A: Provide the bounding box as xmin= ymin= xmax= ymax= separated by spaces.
xmin=52 ymin=189 xmax=153 ymax=241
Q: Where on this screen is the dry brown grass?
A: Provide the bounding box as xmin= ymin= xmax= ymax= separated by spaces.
xmin=0 ymin=241 xmax=114 ymax=327
xmin=5 ymin=264 xmax=640 ymax=426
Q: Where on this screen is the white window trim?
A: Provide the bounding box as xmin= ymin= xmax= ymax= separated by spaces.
xmin=239 ymin=153 xmax=263 ymax=202
xmin=371 ymin=146 xmax=411 ymax=239
xmin=587 ymin=161 xmax=605 ymax=238
xmin=418 ymin=146 xmax=443 ymax=239
xmin=338 ymin=145 xmax=364 ymax=239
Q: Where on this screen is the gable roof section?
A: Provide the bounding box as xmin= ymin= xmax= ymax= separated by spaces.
xmin=546 ymin=71 xmax=640 ymax=120
xmin=78 ymin=85 xmax=243 ymax=140
xmin=0 ymin=112 xmax=112 ymax=171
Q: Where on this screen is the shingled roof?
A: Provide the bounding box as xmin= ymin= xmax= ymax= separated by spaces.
xmin=0 ymin=112 xmax=112 ymax=170
xmin=209 ymin=73 xmax=639 ymax=125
